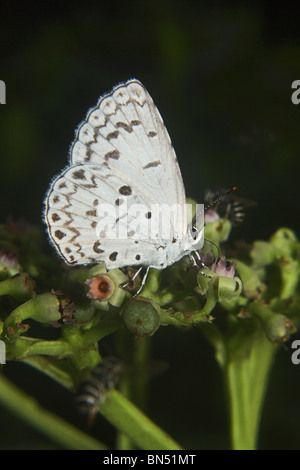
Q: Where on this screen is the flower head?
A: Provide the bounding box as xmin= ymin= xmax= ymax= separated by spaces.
xmin=83 ymin=265 xmax=128 ymax=309
xmin=210 ymin=256 xmax=236 ymax=278
xmin=85 ymin=275 xmax=116 ymax=302
xmin=0 ymin=249 xmax=19 ymax=269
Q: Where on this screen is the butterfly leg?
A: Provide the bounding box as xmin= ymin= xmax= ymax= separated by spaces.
xmin=190 ymin=251 xmax=212 ymax=278
xmin=190 ymin=250 xmax=203 ymax=268
xmin=135 ymin=266 xmax=150 ymax=295
xmin=121 ymin=266 xmax=150 ymax=295
xmin=121 ymin=266 xmax=144 ymax=289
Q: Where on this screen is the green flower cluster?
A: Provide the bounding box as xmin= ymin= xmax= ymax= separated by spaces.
xmin=0 ymin=213 xmax=298 ymax=352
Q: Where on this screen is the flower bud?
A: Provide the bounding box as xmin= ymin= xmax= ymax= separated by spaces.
xmin=197 ymin=255 xmax=242 ymax=301
xmin=75 ymin=265 xmax=127 ymax=310
xmin=0 ymin=273 xmax=36 ymax=301
xmin=0 ymin=249 xmax=20 ymax=278
xmin=3 ymin=292 xmax=61 ymax=339
xmin=210 ymin=256 xmax=236 ymax=278
xmin=204 ymin=209 xmax=220 ymax=223
xmin=270 ymin=228 xmax=297 ymax=256
xmin=202 ymin=218 xmax=232 ymax=245
xmin=235 ymin=260 xmax=265 ymax=299
xmin=121 ymin=296 xmax=161 ymax=337
xmin=250 ymin=241 xmax=277 ymax=267
xmin=265 ymin=313 xmax=296 ymax=343
xmin=217 ymin=275 xmax=243 ymax=301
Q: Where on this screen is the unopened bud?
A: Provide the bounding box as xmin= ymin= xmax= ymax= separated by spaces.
xmin=121 ymin=296 xmax=161 ymax=337
xmin=265 ymin=313 xmax=296 ymax=343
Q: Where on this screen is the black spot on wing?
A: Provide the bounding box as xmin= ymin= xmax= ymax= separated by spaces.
xmin=143 ymin=160 xmax=161 ymax=170
xmin=93 ymin=241 xmax=104 ymax=254
xmin=106 ymin=130 xmax=119 ymax=141
xmin=109 ymin=251 xmax=118 ymax=261
xmin=148 ymin=131 xmax=157 ymax=137
xmin=54 ymin=230 xmax=66 ymax=240
xmin=105 ymin=150 xmax=120 ymax=160
xmin=51 ymin=213 xmax=60 ymax=222
xmin=72 ymin=169 xmax=86 ymax=180
xmin=119 ymin=185 xmax=132 ymax=196
xmin=86 ymin=209 xmax=97 ymax=217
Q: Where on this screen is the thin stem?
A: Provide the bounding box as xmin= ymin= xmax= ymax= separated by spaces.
xmin=101 ymin=389 xmax=183 ymax=450
xmin=131 ymin=337 xmax=151 ymax=411
xmin=0 ymin=375 xmax=107 ymax=450
xmin=22 ymin=350 xmax=183 ymax=450
xmin=114 ymin=332 xmax=153 ymax=449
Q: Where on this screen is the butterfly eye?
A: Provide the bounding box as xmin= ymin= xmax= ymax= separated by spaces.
xmin=189 ymin=226 xmax=199 ymax=240
xmin=188 ymin=225 xmax=204 ymax=248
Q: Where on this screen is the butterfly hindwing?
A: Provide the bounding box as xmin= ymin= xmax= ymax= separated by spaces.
xmin=45 ymin=163 xmax=169 ymax=267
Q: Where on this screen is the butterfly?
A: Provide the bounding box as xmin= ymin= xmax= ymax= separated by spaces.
xmin=44 ymin=79 xmax=205 ymax=285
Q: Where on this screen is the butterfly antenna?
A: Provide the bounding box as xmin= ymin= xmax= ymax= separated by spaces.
xmin=204 ymin=238 xmax=220 ymax=257
xmin=204 ymin=186 xmax=237 ymax=211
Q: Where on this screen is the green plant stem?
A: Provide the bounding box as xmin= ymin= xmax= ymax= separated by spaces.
xmin=24 ymin=356 xmax=74 ymax=389
xmin=0 ymin=375 xmax=107 ymax=450
xmin=20 ymin=352 xmax=183 ymax=450
xmin=115 ymin=374 xmax=134 ymax=451
xmin=131 ymin=337 xmax=151 ymax=411
xmin=0 ymin=273 xmax=36 ymax=300
xmin=224 ymin=330 xmax=276 ymax=450
xmin=5 ymin=318 xmax=121 ymax=363
xmin=201 ymin=315 xmax=277 ymax=450
xmin=101 ymin=389 xmax=183 ymax=450
xmin=114 ymin=333 xmax=152 ymax=449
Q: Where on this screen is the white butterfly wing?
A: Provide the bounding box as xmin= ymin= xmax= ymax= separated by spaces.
xmin=70 ymin=79 xmax=186 ymax=233
xmin=45 ymin=80 xmax=191 ymax=269
xmin=45 ymin=163 xmax=179 ymax=268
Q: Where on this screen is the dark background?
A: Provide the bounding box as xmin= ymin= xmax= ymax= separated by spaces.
xmin=0 ymin=0 xmax=300 ymax=449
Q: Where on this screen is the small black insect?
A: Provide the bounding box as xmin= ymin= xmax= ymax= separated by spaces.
xmin=203 ymin=187 xmax=255 ymax=225
xmin=75 ymin=357 xmax=123 ymax=425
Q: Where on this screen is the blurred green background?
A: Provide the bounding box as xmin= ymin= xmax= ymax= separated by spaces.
xmin=0 ymin=0 xmax=300 ymax=449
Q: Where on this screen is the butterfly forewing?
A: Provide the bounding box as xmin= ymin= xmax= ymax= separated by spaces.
xmin=71 ymin=81 xmax=185 ymax=224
